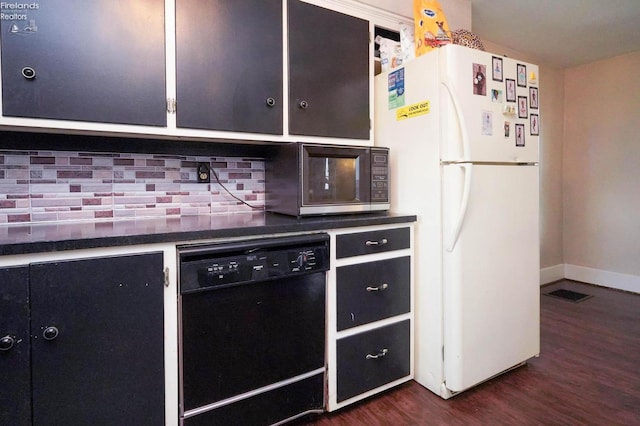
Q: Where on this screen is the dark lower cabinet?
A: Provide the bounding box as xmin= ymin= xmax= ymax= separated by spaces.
xmin=0 ymin=266 xmax=30 ymax=426
xmin=329 ymin=227 xmax=413 ymax=410
xmin=0 ymin=253 xmax=165 ymax=425
xmin=0 ymin=0 xmax=166 ymax=126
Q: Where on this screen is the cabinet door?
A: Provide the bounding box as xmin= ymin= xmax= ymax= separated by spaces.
xmin=288 ymin=1 xmax=370 ymax=139
xmin=176 ymin=0 xmax=283 ymax=134
xmin=0 ymin=267 xmax=30 ymax=426
xmin=29 ymin=253 xmax=165 ymax=425
xmin=0 ymin=1 xmax=166 ymax=126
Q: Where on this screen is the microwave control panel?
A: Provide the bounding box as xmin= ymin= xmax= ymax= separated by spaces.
xmin=371 ymin=148 xmax=389 ymax=203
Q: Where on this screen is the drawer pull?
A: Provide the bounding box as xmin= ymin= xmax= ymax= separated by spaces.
xmin=366 ymin=283 xmax=389 ymax=292
xmin=365 ymin=238 xmax=388 ymax=247
xmin=366 ymin=348 xmax=389 ymax=360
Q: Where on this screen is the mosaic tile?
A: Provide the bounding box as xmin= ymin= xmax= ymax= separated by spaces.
xmin=0 ymin=149 xmax=266 ymax=224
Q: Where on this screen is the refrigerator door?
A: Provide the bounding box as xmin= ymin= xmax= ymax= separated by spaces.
xmin=439 ymin=45 xmax=539 ymax=164
xmin=442 ymin=163 xmax=540 ymax=392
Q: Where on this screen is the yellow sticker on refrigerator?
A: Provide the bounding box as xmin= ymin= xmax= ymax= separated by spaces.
xmin=396 ymin=101 xmax=430 ymax=120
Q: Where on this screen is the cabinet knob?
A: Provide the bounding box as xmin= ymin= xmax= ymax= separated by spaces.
xmin=21 ymin=66 xmax=36 ymax=80
xmin=298 ymin=100 xmax=309 ymax=110
xmin=0 ymin=335 xmax=15 ymax=351
xmin=265 ymin=97 xmax=276 ymax=107
xmin=42 ymin=326 xmax=59 ymax=341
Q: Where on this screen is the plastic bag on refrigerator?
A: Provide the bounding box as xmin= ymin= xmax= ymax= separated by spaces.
xmin=376 ymin=35 xmax=403 ymax=71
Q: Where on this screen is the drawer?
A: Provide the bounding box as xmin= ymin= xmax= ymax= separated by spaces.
xmin=336 ymin=319 xmax=410 ymax=402
xmin=336 ymin=227 xmax=410 ymax=259
xmin=337 ymin=256 xmax=410 ymax=331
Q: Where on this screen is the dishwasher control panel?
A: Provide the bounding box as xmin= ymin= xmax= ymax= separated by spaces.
xmin=178 ymin=234 xmax=329 ymax=293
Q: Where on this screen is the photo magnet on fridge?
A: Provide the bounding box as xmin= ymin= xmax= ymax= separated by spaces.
xmin=492 ymin=56 xmax=503 ymax=81
xmin=529 ymin=87 xmax=539 ymax=109
xmin=473 ymin=63 xmax=486 ymax=96
xmin=482 ymin=111 xmax=493 ymax=135
xmin=517 ymin=64 xmax=527 ymax=87
xmin=530 ymin=114 xmax=539 ymax=135
xmin=506 ymin=79 xmax=516 ymax=102
xmin=518 ymin=96 xmax=528 ymax=118
xmin=515 ymin=123 xmax=525 ymax=146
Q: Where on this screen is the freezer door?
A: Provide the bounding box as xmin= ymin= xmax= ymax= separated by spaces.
xmin=439 ymin=45 xmax=539 ymax=163
xmin=442 ymin=163 xmax=540 ymax=392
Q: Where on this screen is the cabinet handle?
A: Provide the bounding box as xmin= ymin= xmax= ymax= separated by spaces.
xmin=366 ymin=283 xmax=389 ymax=292
xmin=298 ymin=100 xmax=309 ymax=109
xmin=265 ymin=97 xmax=276 ymax=107
xmin=0 ymin=335 xmax=15 ymax=351
xmin=42 ymin=326 xmax=59 ymax=341
xmin=365 ymin=238 xmax=388 ymax=247
xmin=366 ymin=348 xmax=389 ymax=360
xmin=21 ymin=66 xmax=36 ymax=80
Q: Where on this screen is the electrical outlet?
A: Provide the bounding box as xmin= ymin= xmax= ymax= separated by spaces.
xmin=197 ymin=162 xmax=210 ymax=183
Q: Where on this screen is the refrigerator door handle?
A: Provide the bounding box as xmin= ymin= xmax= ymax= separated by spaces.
xmin=447 ymin=163 xmax=473 ymax=252
xmin=442 ymin=81 xmax=471 ymax=161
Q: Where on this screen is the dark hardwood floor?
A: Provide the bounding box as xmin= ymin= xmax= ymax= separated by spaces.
xmin=295 ymin=280 xmax=640 ymax=425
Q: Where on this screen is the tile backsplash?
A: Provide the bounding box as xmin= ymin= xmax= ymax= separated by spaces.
xmin=0 ymin=149 xmax=265 ymax=224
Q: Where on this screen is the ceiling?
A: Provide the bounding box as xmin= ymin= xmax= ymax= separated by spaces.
xmin=470 ymin=0 xmax=640 ymax=68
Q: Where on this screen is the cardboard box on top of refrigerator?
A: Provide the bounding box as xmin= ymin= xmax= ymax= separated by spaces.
xmin=413 ymin=0 xmax=451 ymax=57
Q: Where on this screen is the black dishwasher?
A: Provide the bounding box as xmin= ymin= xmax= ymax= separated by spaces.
xmin=178 ymin=234 xmax=329 ymax=425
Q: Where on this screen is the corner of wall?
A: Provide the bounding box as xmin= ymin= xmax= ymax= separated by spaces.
xmin=540 ymin=264 xmax=564 ymax=285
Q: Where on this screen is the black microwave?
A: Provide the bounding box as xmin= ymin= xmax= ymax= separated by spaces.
xmin=265 ymin=143 xmax=390 ymax=216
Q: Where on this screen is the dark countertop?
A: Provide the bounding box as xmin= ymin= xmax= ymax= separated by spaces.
xmin=0 ymin=212 xmax=416 ymax=256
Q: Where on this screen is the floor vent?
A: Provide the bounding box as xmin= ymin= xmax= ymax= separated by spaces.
xmin=545 ymin=289 xmax=593 ymax=303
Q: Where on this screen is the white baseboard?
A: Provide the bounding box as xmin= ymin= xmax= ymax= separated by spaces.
xmin=540 ymin=264 xmax=564 ymax=285
xmin=540 ymin=264 xmax=640 ymax=294
xmin=564 ymin=264 xmax=640 ymax=294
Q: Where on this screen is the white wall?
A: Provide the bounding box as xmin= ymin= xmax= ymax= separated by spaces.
xmin=562 ymin=51 xmax=640 ymax=293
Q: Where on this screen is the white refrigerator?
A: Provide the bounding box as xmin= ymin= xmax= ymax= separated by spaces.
xmin=375 ymin=44 xmax=540 ymax=398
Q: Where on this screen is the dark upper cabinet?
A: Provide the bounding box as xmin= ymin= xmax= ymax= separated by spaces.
xmin=0 ymin=0 xmax=166 ymax=126
xmin=176 ymin=0 xmax=371 ymax=140
xmin=176 ymin=0 xmax=284 ymax=134
xmin=0 ymin=253 xmax=165 ymax=425
xmin=0 ymin=0 xmax=373 ymax=142
xmin=288 ymin=0 xmax=370 ymax=139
